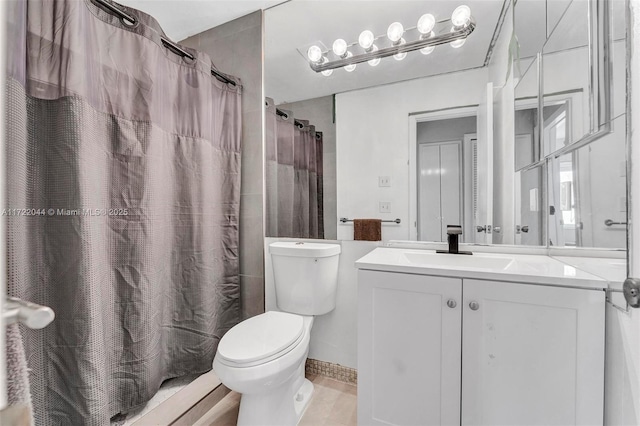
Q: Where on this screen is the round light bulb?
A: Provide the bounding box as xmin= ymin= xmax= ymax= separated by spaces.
xmin=358 ymin=30 xmax=375 ymax=50
xmin=450 ymin=38 xmax=466 ymax=48
xmin=320 ymin=57 xmax=333 ymax=76
xmin=393 ymin=38 xmax=407 ymax=61
xmin=332 ymin=38 xmax=348 ymax=57
xmin=387 ymin=22 xmax=404 ymax=43
xmin=344 ymin=51 xmax=356 ymax=72
xmin=307 ymin=45 xmax=323 ymax=63
xmin=420 ymin=45 xmax=435 ymax=55
xmin=368 ymin=45 xmax=381 ymax=66
xmin=451 ymin=5 xmax=471 ymax=28
xmin=417 ymin=13 xmax=436 ymax=34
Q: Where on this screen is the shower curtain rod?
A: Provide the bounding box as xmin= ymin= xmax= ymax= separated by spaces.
xmin=265 ymin=101 xmax=321 ymax=137
xmin=275 ymin=108 xmax=304 ymax=129
xmin=90 ymin=0 xmax=237 ymax=87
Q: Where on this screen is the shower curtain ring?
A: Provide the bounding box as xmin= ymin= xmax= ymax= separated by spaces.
xmin=90 ymin=0 xmax=138 ymax=28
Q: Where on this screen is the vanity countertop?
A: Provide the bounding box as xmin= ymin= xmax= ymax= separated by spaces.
xmin=552 ymin=256 xmax=626 ymax=285
xmin=355 ymin=247 xmax=609 ymax=290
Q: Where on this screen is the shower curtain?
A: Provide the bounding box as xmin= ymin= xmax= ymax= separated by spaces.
xmin=265 ymin=100 xmax=324 ymax=239
xmin=5 ymin=0 xmax=242 ymax=424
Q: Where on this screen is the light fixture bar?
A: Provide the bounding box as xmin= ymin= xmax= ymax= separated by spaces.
xmin=309 ymin=20 xmax=475 ymax=73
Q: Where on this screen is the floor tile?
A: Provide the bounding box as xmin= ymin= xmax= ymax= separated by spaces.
xmin=196 ymin=374 xmax=357 ymax=426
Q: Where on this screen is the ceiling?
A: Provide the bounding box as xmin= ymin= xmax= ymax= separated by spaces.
xmin=118 ymin=0 xmax=508 ymax=104
xmin=118 ymin=0 xmax=287 ymax=41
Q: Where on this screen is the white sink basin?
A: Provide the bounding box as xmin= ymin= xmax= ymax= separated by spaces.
xmin=403 ymin=252 xmax=514 ymax=270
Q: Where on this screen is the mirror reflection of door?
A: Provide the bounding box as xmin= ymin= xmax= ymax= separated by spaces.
xmin=414 ymin=114 xmax=478 ymax=243
xmin=515 ymin=165 xmax=544 ymax=246
xmin=549 ymin=154 xmax=579 ymax=247
xmin=418 ymin=141 xmax=462 ymax=242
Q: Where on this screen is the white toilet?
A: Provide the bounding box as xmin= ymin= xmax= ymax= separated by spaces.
xmin=213 ymin=241 xmax=341 ymax=426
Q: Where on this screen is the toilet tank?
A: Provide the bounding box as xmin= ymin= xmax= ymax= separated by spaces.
xmin=269 ymin=242 xmax=341 ymax=315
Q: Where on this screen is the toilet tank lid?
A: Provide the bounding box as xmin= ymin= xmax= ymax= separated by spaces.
xmin=269 ymin=242 xmax=341 ymax=258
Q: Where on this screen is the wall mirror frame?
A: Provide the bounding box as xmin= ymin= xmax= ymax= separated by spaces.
xmin=264 ymin=0 xmax=626 ymax=253
xmin=511 ymin=0 xmax=625 ymax=251
xmin=514 ymin=0 xmax=612 ymax=170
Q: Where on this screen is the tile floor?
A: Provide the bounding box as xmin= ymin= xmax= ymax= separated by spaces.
xmin=194 ymin=374 xmax=357 ymax=426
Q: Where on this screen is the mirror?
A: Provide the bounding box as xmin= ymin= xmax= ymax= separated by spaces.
xmin=514 ymin=0 xmax=546 ymax=60
xmin=515 ymin=164 xmax=544 ymax=246
xmin=542 ymin=0 xmax=590 ymax=156
xmin=547 ymin=114 xmax=627 ymax=249
xmin=514 ymin=57 xmax=539 ymax=171
xmin=265 ymin=0 xmax=625 ymax=251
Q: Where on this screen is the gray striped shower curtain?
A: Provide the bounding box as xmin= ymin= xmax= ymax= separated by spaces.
xmin=265 ymin=98 xmax=324 ymax=239
xmin=5 ymin=0 xmax=242 ymax=423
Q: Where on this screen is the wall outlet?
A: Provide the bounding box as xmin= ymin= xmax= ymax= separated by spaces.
xmin=379 ymin=202 xmax=391 ymax=213
xmin=378 ymin=176 xmax=391 ymax=187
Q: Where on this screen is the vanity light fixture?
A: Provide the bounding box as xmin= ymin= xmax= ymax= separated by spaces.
xmin=305 ymin=5 xmax=475 ymax=74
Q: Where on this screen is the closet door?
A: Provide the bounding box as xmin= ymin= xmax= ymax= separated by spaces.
xmin=418 ymin=144 xmax=442 ymax=241
xmin=418 ymin=142 xmax=462 ymax=241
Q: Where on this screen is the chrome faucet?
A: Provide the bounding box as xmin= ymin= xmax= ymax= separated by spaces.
xmin=437 ymin=225 xmax=472 ymax=255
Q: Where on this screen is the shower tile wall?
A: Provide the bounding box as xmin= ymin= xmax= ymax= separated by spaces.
xmin=182 ymin=11 xmax=266 ymax=320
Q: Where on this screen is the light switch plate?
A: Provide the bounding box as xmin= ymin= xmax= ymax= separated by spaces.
xmin=379 ymin=202 xmax=391 ymax=213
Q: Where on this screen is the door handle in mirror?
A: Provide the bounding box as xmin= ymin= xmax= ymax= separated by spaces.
xmin=476 ymin=225 xmax=487 ymax=233
xmin=493 ymin=226 xmax=501 ymax=233
xmin=469 ymin=301 xmax=480 ymax=311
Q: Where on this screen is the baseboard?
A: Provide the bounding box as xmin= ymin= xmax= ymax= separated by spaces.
xmin=305 ymin=358 xmax=357 ymax=385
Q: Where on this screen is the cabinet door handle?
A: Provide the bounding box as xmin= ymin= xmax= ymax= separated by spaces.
xmin=446 ymin=299 xmax=457 ymax=309
xmin=469 ymin=301 xmax=480 ymax=311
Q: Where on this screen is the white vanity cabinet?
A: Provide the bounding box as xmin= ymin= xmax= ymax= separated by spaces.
xmin=357 ymin=270 xmax=463 ymax=425
xmin=357 ymin=270 xmax=605 ymax=426
xmin=461 ymin=279 xmax=605 ymax=426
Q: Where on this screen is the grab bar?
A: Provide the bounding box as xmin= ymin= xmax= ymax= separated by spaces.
xmin=340 ymin=217 xmax=401 ymax=224
xmin=604 ymin=219 xmax=627 ymax=227
xmin=3 ymin=297 xmax=55 ymax=329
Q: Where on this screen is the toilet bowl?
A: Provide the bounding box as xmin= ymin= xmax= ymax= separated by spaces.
xmin=213 ymin=242 xmax=341 ymax=426
xmin=213 ymin=312 xmax=314 ymax=426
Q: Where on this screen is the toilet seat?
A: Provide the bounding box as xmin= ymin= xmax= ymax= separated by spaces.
xmin=216 ymin=311 xmax=305 ymax=368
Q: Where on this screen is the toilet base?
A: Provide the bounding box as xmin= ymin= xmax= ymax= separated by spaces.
xmin=237 ymin=377 xmax=314 ymax=426
xmin=294 ymin=378 xmax=314 ymax=420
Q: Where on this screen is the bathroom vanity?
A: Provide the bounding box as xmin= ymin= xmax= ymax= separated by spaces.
xmin=356 ymin=248 xmax=607 ymax=426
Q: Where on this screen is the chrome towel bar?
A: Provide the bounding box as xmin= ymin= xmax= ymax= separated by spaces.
xmin=340 ymin=217 xmax=401 ymax=224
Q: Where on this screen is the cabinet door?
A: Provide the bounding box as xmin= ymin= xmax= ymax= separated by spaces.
xmin=462 ymin=279 xmax=605 ymax=426
xmin=358 ymin=270 xmax=462 ymax=426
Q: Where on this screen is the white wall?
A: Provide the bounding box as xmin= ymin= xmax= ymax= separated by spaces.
xmin=265 ymin=238 xmax=380 ymax=369
xmin=335 ymin=68 xmax=489 ymax=241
